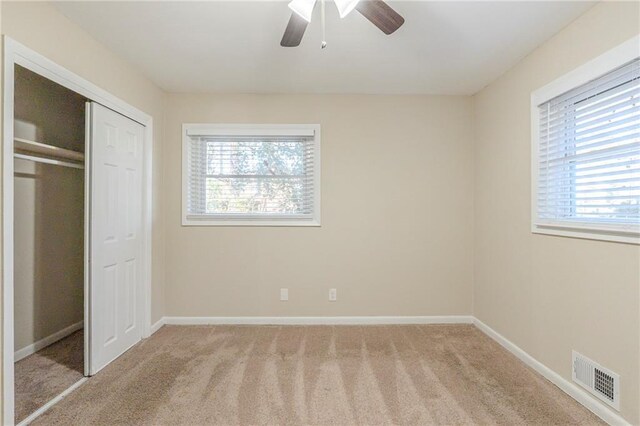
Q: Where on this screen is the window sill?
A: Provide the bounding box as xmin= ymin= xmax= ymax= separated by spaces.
xmin=532 ymin=223 xmax=640 ymax=245
xmin=182 ymin=216 xmax=321 ymax=227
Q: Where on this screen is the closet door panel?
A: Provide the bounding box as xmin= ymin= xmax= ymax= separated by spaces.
xmin=102 ymin=264 xmax=118 ymax=345
xmin=104 ymin=163 xmax=118 ymax=243
xmin=89 ymin=102 xmax=144 ymax=374
xmin=124 ymin=259 xmax=137 ymax=332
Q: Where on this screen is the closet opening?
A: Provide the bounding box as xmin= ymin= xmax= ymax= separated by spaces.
xmin=13 ymin=65 xmax=88 ymax=424
xmin=3 ymin=38 xmax=153 ymax=425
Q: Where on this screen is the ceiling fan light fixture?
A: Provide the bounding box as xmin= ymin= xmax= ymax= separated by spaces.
xmin=334 ymin=0 xmax=360 ymax=18
xmin=288 ymin=0 xmax=317 ymax=22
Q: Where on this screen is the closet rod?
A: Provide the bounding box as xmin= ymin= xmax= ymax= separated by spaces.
xmin=14 ymin=137 xmax=85 ymax=162
xmin=14 ymin=153 xmax=85 ymax=170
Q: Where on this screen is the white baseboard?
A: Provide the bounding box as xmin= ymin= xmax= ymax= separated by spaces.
xmin=14 ymin=320 xmax=84 ymax=362
xmin=150 ymin=317 xmax=165 ymax=335
xmin=473 ymin=318 xmax=630 ymax=426
xmin=163 ymin=315 xmax=474 ymax=326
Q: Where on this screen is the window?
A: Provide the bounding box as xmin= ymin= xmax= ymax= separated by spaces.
xmin=182 ymin=124 xmax=320 ymax=226
xmin=531 ymin=37 xmax=640 ymax=243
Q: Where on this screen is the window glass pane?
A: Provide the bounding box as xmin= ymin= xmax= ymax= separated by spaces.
xmin=184 ymin=129 xmax=318 ymax=222
xmin=537 ymin=58 xmax=640 ymax=228
xmin=205 ymin=140 xmax=305 ymax=176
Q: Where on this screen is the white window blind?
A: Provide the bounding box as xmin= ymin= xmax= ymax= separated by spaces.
xmin=536 ymin=58 xmax=640 ymax=236
xmin=183 ymin=125 xmax=320 ymax=226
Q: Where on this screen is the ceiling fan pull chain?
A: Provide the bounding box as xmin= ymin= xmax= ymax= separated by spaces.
xmin=321 ymin=0 xmax=327 ymax=49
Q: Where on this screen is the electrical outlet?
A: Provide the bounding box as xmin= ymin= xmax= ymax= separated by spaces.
xmin=280 ymin=288 xmax=288 ymax=301
xmin=329 ymin=288 xmax=337 ymax=302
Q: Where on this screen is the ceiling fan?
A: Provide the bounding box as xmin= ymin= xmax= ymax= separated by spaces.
xmin=281 ymin=0 xmax=405 ymax=47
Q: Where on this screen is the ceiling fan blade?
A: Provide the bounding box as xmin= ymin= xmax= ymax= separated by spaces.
xmin=281 ymin=13 xmax=309 ymax=47
xmin=356 ymin=0 xmax=405 ymax=35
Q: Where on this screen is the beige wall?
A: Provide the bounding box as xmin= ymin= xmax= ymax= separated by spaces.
xmin=1 ymin=1 xmax=166 ymax=324
xmin=14 ymin=159 xmax=84 ymax=351
xmin=163 ymin=94 xmax=474 ymax=317
xmin=473 ymin=1 xmax=640 ymax=423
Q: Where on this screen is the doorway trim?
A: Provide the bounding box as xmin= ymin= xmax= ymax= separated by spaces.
xmin=2 ymin=37 xmax=154 ymax=425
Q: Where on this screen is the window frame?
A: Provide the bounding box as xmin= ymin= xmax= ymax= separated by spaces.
xmin=531 ymin=35 xmax=640 ymax=244
xmin=182 ymin=123 xmax=321 ymax=227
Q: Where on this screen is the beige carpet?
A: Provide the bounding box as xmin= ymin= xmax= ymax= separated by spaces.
xmin=15 ymin=329 xmax=84 ymax=423
xmin=33 ymin=325 xmax=602 ymax=425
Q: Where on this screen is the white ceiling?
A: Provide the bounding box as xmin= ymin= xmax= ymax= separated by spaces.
xmin=53 ymin=1 xmax=595 ymax=95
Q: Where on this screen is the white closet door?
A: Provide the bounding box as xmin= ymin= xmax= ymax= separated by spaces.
xmin=89 ymin=102 xmax=144 ymax=374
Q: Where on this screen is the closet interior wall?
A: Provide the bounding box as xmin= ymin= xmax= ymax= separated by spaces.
xmin=13 ymin=65 xmax=86 ymax=356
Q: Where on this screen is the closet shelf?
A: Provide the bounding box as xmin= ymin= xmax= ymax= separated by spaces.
xmin=14 ymin=137 xmax=85 ymax=162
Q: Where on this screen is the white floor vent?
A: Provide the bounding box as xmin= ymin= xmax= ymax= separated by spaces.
xmin=572 ymin=351 xmax=620 ymax=411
